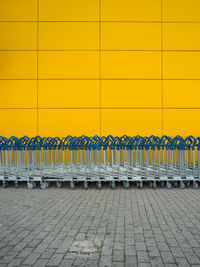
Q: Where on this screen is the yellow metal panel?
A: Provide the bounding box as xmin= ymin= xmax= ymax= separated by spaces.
xmin=0 ymin=80 xmax=37 ymax=108
xmin=38 ymin=80 xmax=100 ymax=108
xmin=163 ymin=80 xmax=200 ymax=108
xmin=101 ymin=23 xmax=161 ymax=50
xmin=163 ymin=109 xmax=200 ymax=137
xmin=163 ymin=52 xmax=200 ymax=79
xmin=101 ymin=0 xmax=161 ymax=21
xmin=163 ymin=23 xmax=200 ymax=50
xmin=101 ymin=80 xmax=162 ymax=108
xmin=0 ymin=0 xmax=37 ymax=21
xmin=163 ymin=0 xmax=200 ymax=22
xmin=39 ymin=51 xmax=99 ymax=79
xmin=39 ymin=22 xmax=99 ymax=50
xmin=0 ymin=51 xmax=37 ymax=79
xmin=1 ymin=0 xmax=200 ymax=137
xmin=0 ymin=109 xmax=37 ymax=137
xmin=0 ymin=22 xmax=37 ymax=50
xmin=101 ymin=109 xmax=162 ymax=136
xmin=39 ymin=0 xmax=99 ymax=21
xmin=38 ymin=109 xmax=100 ymax=136
xmin=101 ymin=51 xmax=161 ymax=79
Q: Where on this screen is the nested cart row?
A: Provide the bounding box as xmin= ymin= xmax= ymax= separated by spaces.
xmin=0 ymin=135 xmax=200 ymax=189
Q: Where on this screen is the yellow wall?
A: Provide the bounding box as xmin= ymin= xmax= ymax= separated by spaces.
xmin=0 ymin=0 xmax=200 ymax=137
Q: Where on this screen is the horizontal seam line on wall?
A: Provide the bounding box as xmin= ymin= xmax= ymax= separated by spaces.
xmin=2 ymin=50 xmax=200 ymax=52
xmin=1 ymin=107 xmax=200 ymax=110
xmin=1 ymin=21 xmax=200 ymax=23
xmin=1 ymin=78 xmax=200 ymax=81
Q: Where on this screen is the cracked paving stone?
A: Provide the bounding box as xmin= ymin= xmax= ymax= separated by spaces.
xmin=69 ymin=239 xmax=102 ymax=254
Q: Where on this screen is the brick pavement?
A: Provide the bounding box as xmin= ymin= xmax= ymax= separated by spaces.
xmin=0 ymin=184 xmax=200 ymax=267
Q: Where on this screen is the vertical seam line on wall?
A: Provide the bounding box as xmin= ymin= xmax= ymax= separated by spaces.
xmin=99 ymin=0 xmax=102 ymax=136
xmin=161 ymin=0 xmax=163 ymax=135
xmin=37 ymin=0 xmax=39 ymax=135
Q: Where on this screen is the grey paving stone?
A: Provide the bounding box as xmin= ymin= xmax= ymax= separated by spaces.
xmin=175 ymin=257 xmax=190 ymax=267
xmin=40 ymin=248 xmax=55 ymax=259
xmin=17 ymin=248 xmax=33 ymax=258
xmin=0 ymin=247 xmax=13 ymax=257
xmin=125 ymin=246 xmax=136 ymax=256
xmin=164 ymin=264 xmax=177 ymax=267
xmin=114 ymin=242 xmax=124 ymax=251
xmin=46 ymin=253 xmax=64 ymax=266
xmin=135 ymin=242 xmax=147 ymax=251
xmin=150 ymin=256 xmax=164 ymax=266
xmin=138 ymin=264 xmax=151 ymax=267
xmin=87 ymin=262 xmax=99 ymax=267
xmin=99 ymin=255 xmax=112 ymax=266
xmin=33 ymin=258 xmax=48 ymax=267
xmin=7 ymin=258 xmax=24 ymax=267
xmin=12 ymin=242 xmax=28 ymax=252
xmin=27 ymin=239 xmax=42 ymax=248
xmin=56 ymin=239 xmax=73 ymax=253
xmin=184 ymin=252 xmax=200 ymax=264
xmin=63 ymin=252 xmax=77 ymax=260
xmin=60 ymin=259 xmax=74 ymax=267
xmin=73 ymin=257 xmax=88 ymax=267
xmin=157 ymin=242 xmax=171 ymax=252
xmin=99 ymin=263 xmax=111 ymax=267
xmin=113 ymin=250 xmax=125 ymax=262
xmin=137 ymin=251 xmax=149 ymax=263
xmin=178 ymin=242 xmax=193 ymax=252
xmin=102 ymin=247 xmax=113 ymax=255
xmin=22 ymin=253 xmax=41 ymax=265
xmin=170 ymin=247 xmax=184 ymax=258
xmin=32 ymin=243 xmax=49 ymax=254
xmin=160 ymin=252 xmax=176 ymax=264
xmin=125 ymin=238 xmax=135 ymax=246
xmin=125 ymin=255 xmax=137 ymax=266
xmin=2 ymin=252 xmax=18 ymax=264
xmin=0 ymin=188 xmax=200 ymax=267
xmin=148 ymin=247 xmax=160 ymax=257
xmin=112 ymin=263 xmax=125 ymax=267
xmin=48 ymin=239 xmax=63 ymax=249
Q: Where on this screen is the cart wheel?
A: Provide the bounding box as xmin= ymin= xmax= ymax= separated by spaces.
xmin=97 ymin=181 xmax=101 ymax=189
xmin=180 ymin=181 xmax=185 ymax=189
xmin=123 ymin=181 xmax=129 ymax=189
xmin=136 ymin=181 xmax=142 ymax=188
xmin=186 ymin=181 xmax=190 ymax=187
xmin=84 ymin=181 xmax=88 ymax=190
xmin=57 ymin=182 xmax=62 ymax=188
xmin=27 ymin=182 xmax=34 ymax=189
xmin=2 ymin=181 xmax=8 ymax=188
xmin=70 ymin=181 xmax=75 ymax=190
xmin=124 ymin=181 xmax=129 ymax=189
xmin=110 ymin=181 xmax=115 ymax=189
xmin=166 ymin=181 xmax=172 ymax=189
xmin=193 ymin=181 xmax=198 ymax=189
xmin=160 ymin=181 xmax=165 ymax=188
xmin=40 ymin=182 xmax=48 ymax=189
xmin=153 ymin=181 xmax=156 ymax=189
